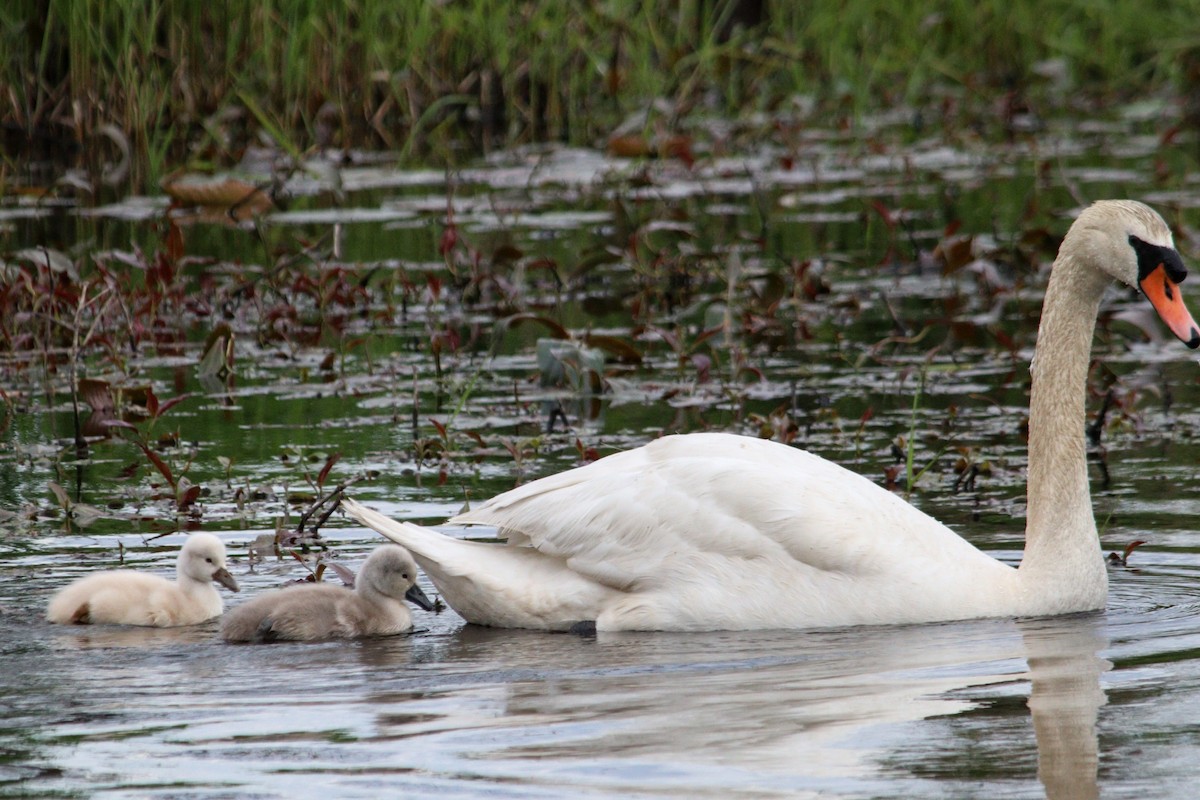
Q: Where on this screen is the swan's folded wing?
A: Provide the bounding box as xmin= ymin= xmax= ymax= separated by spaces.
xmin=450 ymin=434 xmax=992 ymax=590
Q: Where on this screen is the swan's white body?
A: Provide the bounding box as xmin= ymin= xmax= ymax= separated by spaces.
xmin=344 ymin=200 xmax=1200 ymax=631
xmin=46 ymin=533 xmax=239 ymax=627
xmin=220 ymin=545 xmax=434 ymax=642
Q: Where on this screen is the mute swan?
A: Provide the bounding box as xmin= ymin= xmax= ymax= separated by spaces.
xmin=343 ymin=200 xmax=1200 ymax=631
xmin=219 ymin=545 xmax=435 ymax=642
xmin=47 ymin=533 xmax=239 ymax=627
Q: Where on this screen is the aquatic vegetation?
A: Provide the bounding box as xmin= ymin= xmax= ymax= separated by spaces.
xmin=6 ymin=1 xmax=1200 ymax=196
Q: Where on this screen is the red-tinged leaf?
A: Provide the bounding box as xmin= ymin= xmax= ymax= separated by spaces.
xmin=1123 ymin=539 xmax=1147 ymax=561
xmin=872 ymin=201 xmax=896 ymax=229
xmin=883 ymin=464 xmax=903 ymax=491
xmin=155 ymin=393 xmax=193 ymax=418
xmin=525 ymin=257 xmax=560 ymax=273
xmin=429 ymin=418 xmax=448 ymax=439
xmin=647 ymin=325 xmax=681 ymax=353
xmin=582 ymin=334 xmax=642 ymax=363
xmin=177 ymin=483 xmax=202 ymax=510
xmin=691 ymin=325 xmax=726 ymax=349
xmin=438 ymin=224 xmax=458 ymax=257
xmin=102 ymin=419 xmax=140 ymax=431
xmin=503 ymin=313 xmax=570 ymax=340
xmin=993 ymin=329 xmax=1017 ymax=353
xmin=492 ymin=243 xmax=524 ymax=264
xmin=426 ymin=273 xmax=442 ymax=299
xmin=135 ymin=442 xmax=175 ymax=487
xmin=164 ymin=219 xmax=184 ymax=263
xmin=660 ymin=134 xmax=694 ymax=168
xmin=738 ymin=365 xmax=765 ymax=383
xmin=935 ymin=235 xmax=975 ymax=275
xmin=144 ymin=386 xmax=159 ymax=418
xmin=316 ymin=452 xmax=341 ymax=488
xmin=607 ymin=134 xmax=653 ymax=158
xmin=943 ymin=219 xmax=962 ymax=238
xmin=860 ymin=407 xmax=875 ymax=425
xmin=463 ymin=430 xmax=486 ymax=448
xmin=77 ymin=378 xmax=114 ymax=414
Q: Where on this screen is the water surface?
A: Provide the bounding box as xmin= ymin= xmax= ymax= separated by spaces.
xmin=4 ymin=110 xmax=1200 ymax=797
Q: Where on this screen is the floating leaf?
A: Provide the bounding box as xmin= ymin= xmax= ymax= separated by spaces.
xmin=934 ymin=234 xmax=975 ymax=275
xmin=68 ymin=503 xmax=104 ymax=528
xmin=162 ymin=175 xmax=273 ymax=216
xmin=12 ymin=248 xmax=79 ymax=281
xmin=77 ymin=378 xmax=115 ymax=414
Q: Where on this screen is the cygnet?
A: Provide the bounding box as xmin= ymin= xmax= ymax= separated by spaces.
xmin=220 ymin=544 xmax=434 ymax=643
xmin=47 ymin=533 xmax=239 ymax=627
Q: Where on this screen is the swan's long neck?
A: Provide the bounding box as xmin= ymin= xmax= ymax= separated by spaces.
xmin=1018 ymin=249 xmax=1109 ymax=610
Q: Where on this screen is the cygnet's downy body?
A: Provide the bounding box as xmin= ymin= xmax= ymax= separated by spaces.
xmin=47 ymin=533 xmax=239 ymax=627
xmin=220 ymin=545 xmax=434 ymax=643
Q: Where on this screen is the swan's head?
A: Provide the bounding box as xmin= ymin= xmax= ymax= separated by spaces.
xmin=178 ymin=533 xmax=239 ymax=592
xmin=359 ymin=545 xmax=436 ymax=611
xmin=1068 ymin=200 xmax=1200 ymax=348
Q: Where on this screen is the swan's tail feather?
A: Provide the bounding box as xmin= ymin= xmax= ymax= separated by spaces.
xmin=340 ymin=497 xmax=473 ymax=577
xmin=341 ymin=498 xmax=429 ymax=549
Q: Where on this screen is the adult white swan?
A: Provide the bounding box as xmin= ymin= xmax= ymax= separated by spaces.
xmin=343 ymin=200 xmax=1200 ymax=631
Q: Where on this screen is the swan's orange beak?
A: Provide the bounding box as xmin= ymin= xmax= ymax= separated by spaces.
xmin=1140 ymin=263 xmax=1200 ymax=348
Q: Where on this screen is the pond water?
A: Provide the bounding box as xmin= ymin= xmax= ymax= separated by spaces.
xmin=4 ymin=107 xmax=1200 ymax=797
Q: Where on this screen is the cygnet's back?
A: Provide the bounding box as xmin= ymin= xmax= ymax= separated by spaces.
xmin=47 ymin=534 xmax=239 ymax=627
xmin=220 ymin=544 xmax=434 ymax=642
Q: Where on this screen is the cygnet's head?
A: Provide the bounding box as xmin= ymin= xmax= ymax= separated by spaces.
xmin=358 ymin=545 xmax=435 ymax=610
xmin=177 ymin=533 xmax=239 ymax=592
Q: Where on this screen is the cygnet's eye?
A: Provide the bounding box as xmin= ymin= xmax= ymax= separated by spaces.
xmin=205 ymin=557 xmax=214 ymax=564
xmin=401 ymin=572 xmax=410 ymax=580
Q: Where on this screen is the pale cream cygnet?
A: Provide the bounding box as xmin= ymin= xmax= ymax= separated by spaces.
xmin=47 ymin=533 xmax=239 ymax=627
xmin=220 ymin=544 xmax=435 ymax=643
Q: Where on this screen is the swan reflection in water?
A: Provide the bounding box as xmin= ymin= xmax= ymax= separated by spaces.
xmin=361 ymin=614 xmax=1108 ymax=798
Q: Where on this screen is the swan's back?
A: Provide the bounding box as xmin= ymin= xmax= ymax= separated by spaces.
xmin=456 ymin=434 xmax=1000 ymax=581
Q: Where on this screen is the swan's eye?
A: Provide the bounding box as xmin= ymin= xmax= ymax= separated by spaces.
xmin=205 ymin=557 xmax=214 ymax=564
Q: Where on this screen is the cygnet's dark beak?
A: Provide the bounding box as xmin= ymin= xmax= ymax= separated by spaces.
xmin=213 ymin=567 xmax=240 ymax=592
xmin=405 ymin=582 xmax=436 ymax=611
